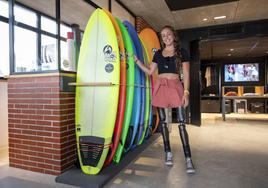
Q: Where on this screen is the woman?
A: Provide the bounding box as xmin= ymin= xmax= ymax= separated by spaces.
xmin=134 ymin=25 xmax=195 ymax=174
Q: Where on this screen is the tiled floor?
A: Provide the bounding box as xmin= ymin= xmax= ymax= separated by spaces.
xmin=1 ymin=113 xmax=268 ymax=188
xmin=106 ymin=113 xmax=268 ymax=188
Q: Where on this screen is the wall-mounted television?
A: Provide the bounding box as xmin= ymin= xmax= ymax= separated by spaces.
xmin=222 ymin=62 xmax=264 ymax=86
xmin=224 ymin=63 xmax=259 ymax=82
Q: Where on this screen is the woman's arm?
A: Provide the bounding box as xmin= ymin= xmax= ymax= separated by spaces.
xmin=134 ymin=56 xmax=157 ymax=75
xmin=182 ymin=61 xmax=190 ymax=93
xmin=182 ymin=61 xmax=190 ymax=107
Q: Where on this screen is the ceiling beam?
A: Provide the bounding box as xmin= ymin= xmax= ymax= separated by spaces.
xmin=164 ymin=0 xmax=238 ymax=11
xmin=83 ymin=0 xmax=100 ymax=9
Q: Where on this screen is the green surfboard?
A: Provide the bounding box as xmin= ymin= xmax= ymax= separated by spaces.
xmin=113 ymin=18 xmax=135 ymax=163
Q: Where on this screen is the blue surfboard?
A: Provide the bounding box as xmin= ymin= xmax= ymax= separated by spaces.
xmin=123 ymin=21 xmax=146 ymax=151
xmin=123 ymin=21 xmax=142 ymax=152
xmin=136 ymin=37 xmax=146 ymax=146
xmin=145 ymin=84 xmax=154 ymax=139
xmin=124 ymin=21 xmax=146 ymax=149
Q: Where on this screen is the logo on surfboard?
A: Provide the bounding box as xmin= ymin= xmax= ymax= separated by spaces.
xmin=103 ymin=45 xmax=116 ymax=62
xmin=105 ymin=63 xmax=114 ymax=73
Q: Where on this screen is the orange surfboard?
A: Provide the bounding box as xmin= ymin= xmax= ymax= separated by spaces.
xmin=139 ymin=28 xmax=160 ymax=133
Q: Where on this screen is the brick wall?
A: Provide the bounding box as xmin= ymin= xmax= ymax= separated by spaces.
xmin=8 ymin=74 xmax=76 ymax=175
xmin=136 ymin=16 xmax=153 ymax=33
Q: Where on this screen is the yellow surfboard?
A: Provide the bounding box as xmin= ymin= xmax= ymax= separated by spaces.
xmin=75 ymin=9 xmax=120 ymax=175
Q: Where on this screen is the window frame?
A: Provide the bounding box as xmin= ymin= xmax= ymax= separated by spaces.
xmin=0 ymin=0 xmax=9 ymax=77
xmin=7 ymin=0 xmax=76 ymax=75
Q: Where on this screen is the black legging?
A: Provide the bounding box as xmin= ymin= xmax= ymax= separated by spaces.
xmin=157 ymin=107 xmax=192 ymax=158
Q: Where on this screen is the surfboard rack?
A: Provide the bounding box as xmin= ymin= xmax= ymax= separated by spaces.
xmin=69 ymin=82 xmax=116 ymax=87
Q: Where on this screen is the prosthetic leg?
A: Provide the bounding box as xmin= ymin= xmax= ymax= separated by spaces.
xmin=176 ymin=107 xmax=195 ymax=174
xmin=157 ymin=108 xmax=173 ymax=166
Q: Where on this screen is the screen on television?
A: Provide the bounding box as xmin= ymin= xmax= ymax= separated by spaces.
xmin=224 ymin=63 xmax=259 ymax=82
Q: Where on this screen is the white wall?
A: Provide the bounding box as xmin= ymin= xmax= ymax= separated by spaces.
xmin=111 ymin=0 xmax=135 ymax=25
xmin=0 ymin=81 xmax=8 ymax=149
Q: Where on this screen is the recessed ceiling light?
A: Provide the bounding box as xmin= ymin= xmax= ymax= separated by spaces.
xmin=228 ymin=54 xmax=232 ymax=56
xmin=214 ymin=15 xmax=226 ymax=20
xmin=203 ymin=18 xmax=208 ymax=21
xmin=266 ymin=51 xmax=268 ymax=54
xmin=230 ymin=48 xmax=234 ymax=51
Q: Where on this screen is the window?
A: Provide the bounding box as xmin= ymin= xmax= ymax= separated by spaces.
xmin=0 ymin=0 xmax=8 ymax=17
xmin=41 ymin=16 xmax=56 ymax=34
xmin=41 ymin=35 xmax=57 ymax=71
xmin=61 ymin=24 xmax=72 ymax=38
xmin=7 ymin=1 xmax=78 ymax=74
xmin=14 ymin=27 xmax=37 ymax=72
xmin=14 ymin=5 xmax=37 ymax=27
xmin=61 ymin=40 xmax=68 ymax=71
xmin=60 ymin=24 xmax=76 ymax=72
xmin=0 ymin=22 xmax=9 ymax=76
xmin=61 ymin=37 xmax=76 ymax=72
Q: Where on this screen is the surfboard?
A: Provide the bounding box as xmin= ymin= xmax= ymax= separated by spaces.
xmin=123 ymin=21 xmax=146 ymax=151
xmin=123 ymin=21 xmax=143 ymax=152
xmin=75 ymin=9 xmax=120 ymax=175
xmin=102 ymin=9 xmax=126 ymax=167
xmin=145 ymin=82 xmax=154 ymax=139
xmin=145 ymin=74 xmax=154 ymax=138
xmin=138 ymin=38 xmax=151 ymax=145
xmin=113 ymin=18 xmax=135 ymax=164
xmin=139 ymin=28 xmax=161 ymax=134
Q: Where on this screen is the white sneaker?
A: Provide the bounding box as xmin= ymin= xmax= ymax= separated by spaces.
xmin=165 ymin=152 xmax=173 ymax=166
xmin=186 ymin=157 xmax=195 ymax=174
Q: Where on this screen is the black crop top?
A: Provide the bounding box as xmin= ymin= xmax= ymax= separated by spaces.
xmin=152 ymin=48 xmax=189 ymax=75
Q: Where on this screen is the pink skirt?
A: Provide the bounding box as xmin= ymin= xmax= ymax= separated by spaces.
xmin=152 ymin=77 xmax=184 ymax=108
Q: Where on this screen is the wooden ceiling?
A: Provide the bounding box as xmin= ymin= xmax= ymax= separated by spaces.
xmin=15 ymin=0 xmax=268 ymax=32
xmin=119 ymin=0 xmax=268 ymax=31
xmin=200 ymin=36 xmax=268 ymax=60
